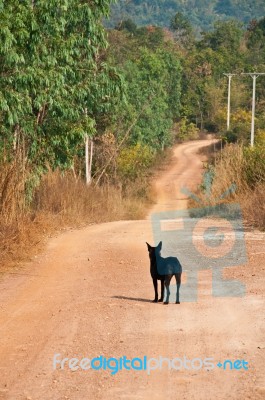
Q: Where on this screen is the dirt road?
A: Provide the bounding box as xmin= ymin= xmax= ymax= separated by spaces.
xmin=0 ymin=140 xmax=264 ymax=400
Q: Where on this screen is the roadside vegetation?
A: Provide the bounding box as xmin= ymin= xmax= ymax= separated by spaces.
xmin=193 ymin=143 xmax=265 ymax=229
xmin=1 ymin=1 xmax=265 ymax=269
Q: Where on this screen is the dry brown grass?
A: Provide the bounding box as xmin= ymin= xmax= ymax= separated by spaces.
xmin=0 ymin=164 xmax=155 ymax=272
xmin=189 ymin=143 xmax=265 ymax=230
xmin=0 ymin=159 xmax=27 ymax=223
xmin=0 ymin=146 xmax=176 ymax=271
xmin=237 ymin=183 xmax=265 ymax=229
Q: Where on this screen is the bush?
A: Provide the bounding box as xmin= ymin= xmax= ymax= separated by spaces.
xmin=243 ymin=145 xmax=265 ymax=188
xmin=117 ymin=143 xmax=155 ymax=180
xmin=223 ymin=130 xmax=238 ymax=143
xmin=176 ymin=117 xmax=200 ymax=141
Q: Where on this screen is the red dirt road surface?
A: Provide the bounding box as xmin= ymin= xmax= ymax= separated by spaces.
xmin=0 ymin=140 xmax=265 ymax=399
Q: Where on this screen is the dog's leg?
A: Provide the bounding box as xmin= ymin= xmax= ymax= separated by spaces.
xmin=176 ymin=273 xmax=181 ymax=304
xmin=152 ymin=278 xmax=158 ymax=302
xmin=158 ymin=279 xmax=164 ymax=302
xmin=164 ymin=276 xmax=172 ymax=305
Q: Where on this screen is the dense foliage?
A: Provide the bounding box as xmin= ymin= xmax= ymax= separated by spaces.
xmin=107 ymin=27 xmax=182 ymax=149
xmin=108 ymin=0 xmax=265 ymax=33
xmin=111 ymin=15 xmax=265 ymax=145
xmin=0 ymin=0 xmax=122 ymax=171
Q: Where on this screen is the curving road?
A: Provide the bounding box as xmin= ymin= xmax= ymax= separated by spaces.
xmin=0 ymin=140 xmax=264 ymax=400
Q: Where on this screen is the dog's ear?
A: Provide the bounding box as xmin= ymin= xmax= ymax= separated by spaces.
xmin=146 ymin=242 xmax=152 ymax=251
xmin=157 ymin=241 xmax=162 ymax=250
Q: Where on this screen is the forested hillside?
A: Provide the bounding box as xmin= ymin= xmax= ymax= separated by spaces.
xmin=109 ymin=16 xmax=265 ymax=143
xmin=108 ymin=0 xmax=265 ymax=32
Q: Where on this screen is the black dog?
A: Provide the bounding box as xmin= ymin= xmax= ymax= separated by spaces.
xmin=146 ymin=241 xmax=182 ymax=304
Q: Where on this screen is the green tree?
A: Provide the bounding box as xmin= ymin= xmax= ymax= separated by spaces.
xmin=246 ymin=17 xmax=265 ymax=65
xmin=214 ymin=0 xmax=235 ymax=16
xmin=0 ymin=0 xmax=122 ymax=172
xmin=115 ymin=18 xmax=138 ymax=35
xmin=107 ymin=28 xmax=182 ymax=151
xmin=200 ymin=20 xmax=244 ymax=53
xmin=170 ymin=12 xmax=194 ymax=48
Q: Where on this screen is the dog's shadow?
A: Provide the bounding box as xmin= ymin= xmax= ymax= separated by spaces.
xmin=112 ymin=295 xmax=152 ymax=303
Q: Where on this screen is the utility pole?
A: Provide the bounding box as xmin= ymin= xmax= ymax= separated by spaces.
xmin=241 ymin=73 xmax=265 ymax=147
xmin=223 ymin=73 xmax=236 ymax=131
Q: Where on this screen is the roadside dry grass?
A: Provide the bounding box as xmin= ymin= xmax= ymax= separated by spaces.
xmin=0 ymin=149 xmax=173 ymax=272
xmin=189 ymin=143 xmax=265 ymax=230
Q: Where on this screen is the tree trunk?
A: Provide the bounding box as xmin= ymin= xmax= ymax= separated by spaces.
xmin=85 ymin=136 xmax=93 ymax=186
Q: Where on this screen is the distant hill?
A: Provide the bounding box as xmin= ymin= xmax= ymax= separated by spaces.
xmin=107 ymin=0 xmax=265 ymax=32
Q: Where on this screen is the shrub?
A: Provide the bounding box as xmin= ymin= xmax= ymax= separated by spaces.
xmin=243 ymin=145 xmax=265 ymax=188
xmin=176 ymin=117 xmax=200 ymax=141
xmin=117 ymin=143 xmax=154 ymax=180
